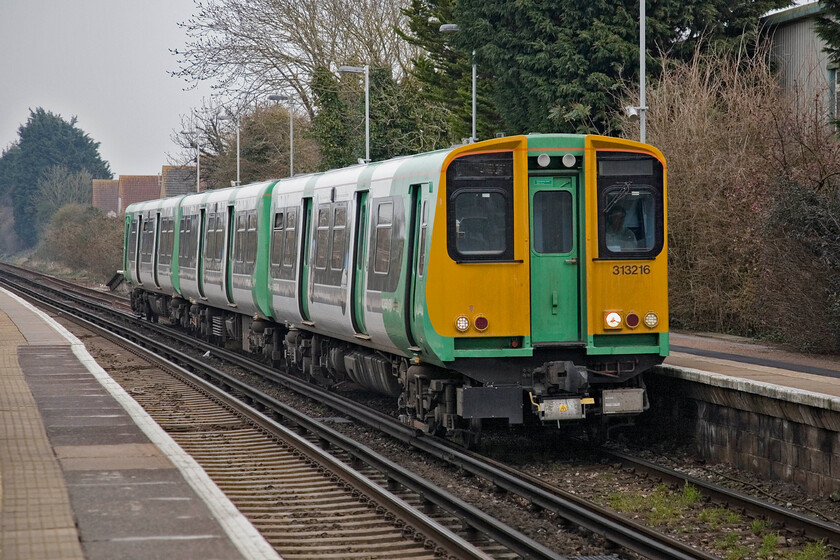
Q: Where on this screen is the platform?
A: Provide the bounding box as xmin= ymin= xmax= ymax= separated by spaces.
xmin=666 ymin=331 xmax=840 ymax=405
xmin=0 ymin=287 xmax=281 ymax=560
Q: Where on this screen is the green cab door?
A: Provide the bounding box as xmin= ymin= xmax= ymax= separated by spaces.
xmin=529 ymin=176 xmax=580 ymax=343
xmin=351 ymin=191 xmax=368 ymax=335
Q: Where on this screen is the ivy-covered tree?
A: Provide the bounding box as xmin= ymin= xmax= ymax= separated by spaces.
xmin=398 ymin=0 xmax=503 ymax=143
xmin=309 ymin=65 xmax=449 ymax=169
xmin=310 ymin=66 xmax=358 ymax=170
xmin=0 ymin=108 xmax=111 ymax=247
xmin=402 ymin=0 xmax=791 ymax=136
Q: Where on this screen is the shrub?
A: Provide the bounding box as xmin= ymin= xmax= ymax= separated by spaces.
xmin=621 ymin=39 xmax=840 ymax=350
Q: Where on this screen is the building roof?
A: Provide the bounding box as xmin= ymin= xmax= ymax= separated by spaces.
xmin=161 ymin=165 xmax=197 ymax=197
xmin=763 ymin=2 xmax=822 ymax=27
xmin=91 ymin=179 xmax=119 ymax=216
xmin=119 ymin=175 xmax=161 ymax=211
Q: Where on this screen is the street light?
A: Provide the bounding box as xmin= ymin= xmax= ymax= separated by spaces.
xmin=218 ymin=114 xmax=240 ymax=186
xmin=268 ymin=94 xmax=294 ymax=176
xmin=337 ymin=64 xmax=370 ymax=163
xmin=181 ymin=129 xmax=201 ymax=192
xmin=639 ymin=0 xmax=647 ymax=144
xmin=439 ymin=23 xmax=476 ymax=143
xmin=626 ymin=2 xmax=647 ymax=143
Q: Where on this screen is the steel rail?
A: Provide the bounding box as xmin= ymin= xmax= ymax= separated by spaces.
xmin=0 ymin=269 xmax=717 ymax=560
xmin=0 ymin=273 xmax=564 ymax=560
xmin=13 ymin=266 xmax=840 ymax=554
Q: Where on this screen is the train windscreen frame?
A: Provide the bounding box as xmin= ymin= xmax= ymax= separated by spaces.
xmin=596 ymin=152 xmax=664 ymax=260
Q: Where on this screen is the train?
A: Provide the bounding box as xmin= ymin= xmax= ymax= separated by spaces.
xmin=123 ymin=133 xmax=668 ymax=442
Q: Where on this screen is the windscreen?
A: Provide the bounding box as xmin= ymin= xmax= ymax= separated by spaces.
xmin=597 ymin=153 xmax=664 ymax=259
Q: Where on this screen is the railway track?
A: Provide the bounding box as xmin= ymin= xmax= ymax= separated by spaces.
xmin=5 ymin=262 xmax=840 ymax=559
xmin=0 ymin=264 xmax=555 ymax=559
xmin=113 ymin=353 xmax=503 ymax=560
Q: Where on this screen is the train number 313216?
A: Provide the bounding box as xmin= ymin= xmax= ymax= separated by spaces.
xmin=612 ymin=264 xmax=651 ymax=275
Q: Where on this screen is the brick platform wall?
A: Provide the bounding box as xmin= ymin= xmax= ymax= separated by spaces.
xmin=644 ymin=369 xmax=840 ymax=495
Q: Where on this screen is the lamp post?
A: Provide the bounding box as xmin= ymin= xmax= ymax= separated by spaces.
xmin=337 ymin=64 xmax=370 ymax=163
xmin=639 ymin=0 xmax=647 ymax=144
xmin=439 ymin=23 xmax=476 ymax=143
xmin=181 ymin=129 xmax=201 ymax=192
xmin=268 ymin=94 xmax=294 ymax=176
xmin=219 ymin=114 xmax=240 ymax=186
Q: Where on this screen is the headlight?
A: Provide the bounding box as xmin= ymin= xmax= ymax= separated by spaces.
xmin=455 ymin=315 xmax=470 ymax=332
xmin=644 ymin=312 xmax=659 ymax=328
xmin=605 ymin=312 xmax=622 ymax=329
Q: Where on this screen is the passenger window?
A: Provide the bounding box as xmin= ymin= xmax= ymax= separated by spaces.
xmin=140 ymin=220 xmax=154 ymax=263
xmin=214 ymin=216 xmax=224 ymax=265
xmin=283 ymin=209 xmax=297 ymax=268
xmin=235 ymin=214 xmax=246 ymax=263
xmin=160 ymin=217 xmax=174 ymax=265
xmin=128 ymin=220 xmax=138 ymax=265
xmin=331 ymin=204 xmax=347 ymax=271
xmin=205 ymin=214 xmax=216 ymax=263
xmin=179 ymin=214 xmax=197 ymax=268
xmin=533 ymin=191 xmax=573 ymax=254
xmin=315 ymin=207 xmax=329 ymax=269
xmin=271 ymin=211 xmax=284 ymax=267
xmin=374 ymin=202 xmax=393 ymax=274
xmin=246 ymin=212 xmax=257 ymax=264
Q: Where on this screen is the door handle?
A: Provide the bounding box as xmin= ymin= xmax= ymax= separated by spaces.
xmin=565 ymin=258 xmax=578 ymax=264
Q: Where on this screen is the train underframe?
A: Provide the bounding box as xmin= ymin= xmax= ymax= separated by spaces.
xmin=134 ymin=290 xmax=657 ymax=444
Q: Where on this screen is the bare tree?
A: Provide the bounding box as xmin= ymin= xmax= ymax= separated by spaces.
xmin=32 ymin=165 xmax=93 ymax=233
xmin=172 ymin=0 xmax=418 ymax=118
xmin=619 ymin=39 xmax=840 ymax=350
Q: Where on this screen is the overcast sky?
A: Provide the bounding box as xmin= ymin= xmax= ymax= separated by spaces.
xmin=0 ymin=0 xmax=212 ymax=176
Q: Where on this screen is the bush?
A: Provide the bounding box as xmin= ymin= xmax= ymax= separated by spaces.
xmin=36 ymin=204 xmax=124 ymax=282
xmin=621 ymin=40 xmax=840 ymax=350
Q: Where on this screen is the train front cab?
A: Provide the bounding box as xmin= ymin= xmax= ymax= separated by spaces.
xmin=423 ymin=133 xmax=667 ymax=429
xmin=532 ymin=134 xmax=668 ymax=424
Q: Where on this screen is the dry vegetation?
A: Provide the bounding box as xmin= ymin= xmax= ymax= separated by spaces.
xmin=623 ymin=42 xmax=840 ymax=351
xmin=34 ymin=204 xmax=124 ymax=283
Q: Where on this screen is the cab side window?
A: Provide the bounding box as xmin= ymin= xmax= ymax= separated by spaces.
xmin=446 ymin=152 xmax=514 ymax=262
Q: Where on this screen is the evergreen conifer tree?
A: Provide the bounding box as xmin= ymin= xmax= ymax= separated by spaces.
xmin=0 ymin=108 xmax=111 ymax=247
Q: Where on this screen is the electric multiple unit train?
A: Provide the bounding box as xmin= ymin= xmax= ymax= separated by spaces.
xmin=124 ymin=133 xmax=668 ymax=440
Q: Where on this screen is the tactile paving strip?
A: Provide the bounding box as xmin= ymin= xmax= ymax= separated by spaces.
xmin=0 ymin=310 xmax=85 ymax=560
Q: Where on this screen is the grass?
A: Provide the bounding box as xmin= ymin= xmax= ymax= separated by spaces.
xmin=759 ymin=532 xmax=779 ymax=558
xmin=607 ymin=482 xmax=702 ymax=526
xmin=698 ymin=507 xmax=741 ymax=528
xmin=604 ymin=483 xmax=829 ymax=560
xmin=787 ymin=541 xmax=828 ymax=560
xmin=751 ymin=519 xmax=769 ymax=534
